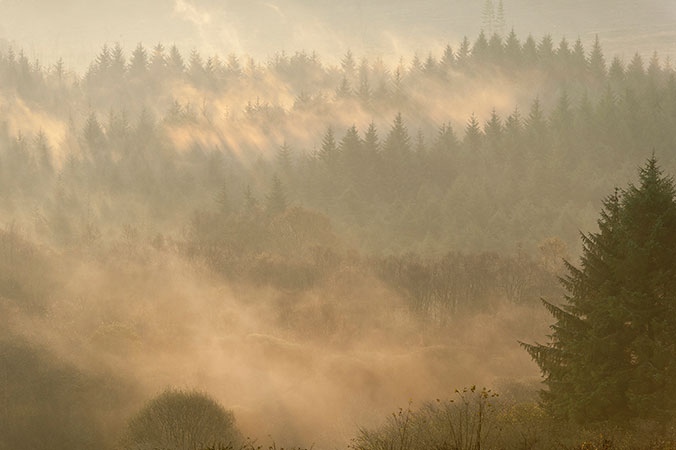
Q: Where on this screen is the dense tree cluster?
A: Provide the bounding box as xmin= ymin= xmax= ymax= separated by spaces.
xmin=0 ymin=33 xmax=675 ymax=254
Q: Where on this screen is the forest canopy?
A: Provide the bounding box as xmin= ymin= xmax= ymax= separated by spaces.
xmin=2 ymin=13 xmax=676 ymax=450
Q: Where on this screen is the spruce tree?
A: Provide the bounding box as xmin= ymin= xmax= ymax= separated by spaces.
xmin=456 ymin=37 xmax=471 ymax=67
xmin=266 ymin=175 xmax=288 ymax=216
xmin=464 ymin=113 xmax=483 ymax=151
xmin=496 ymin=0 xmax=506 ymax=35
xmin=504 ymin=29 xmax=522 ymax=66
xmin=481 ymin=0 xmax=495 ymax=34
xmin=523 ymin=158 xmax=676 ymax=424
xmin=319 ymin=127 xmax=339 ymax=167
xmin=110 ymin=43 xmax=126 ymax=80
xmin=276 ymin=141 xmax=293 ymax=174
xmin=589 ymin=35 xmax=607 ymax=80
xmin=128 ymin=43 xmax=149 ymax=79
xmin=484 ymin=108 xmax=503 ymax=149
xmin=383 ymin=113 xmax=411 ymax=157
xmin=440 ymin=45 xmax=455 ymax=69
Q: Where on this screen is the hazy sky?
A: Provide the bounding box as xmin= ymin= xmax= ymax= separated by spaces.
xmin=1 ymin=0 xmax=675 ymax=70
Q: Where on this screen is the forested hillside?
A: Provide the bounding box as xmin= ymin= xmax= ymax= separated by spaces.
xmin=1 ymin=32 xmax=675 ymax=254
xmin=2 ymin=23 xmax=676 ymax=450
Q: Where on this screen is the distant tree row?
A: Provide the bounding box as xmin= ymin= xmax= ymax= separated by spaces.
xmin=1 ymin=31 xmax=673 ymax=109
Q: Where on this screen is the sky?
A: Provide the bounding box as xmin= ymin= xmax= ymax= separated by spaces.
xmin=0 ymin=0 xmax=674 ymax=70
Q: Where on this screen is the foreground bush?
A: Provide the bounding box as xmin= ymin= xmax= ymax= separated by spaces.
xmin=350 ymin=386 xmax=676 ymax=450
xmin=123 ymin=389 xmax=242 ymax=450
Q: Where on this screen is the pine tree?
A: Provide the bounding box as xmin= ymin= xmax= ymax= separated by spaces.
xmin=53 ymin=58 xmax=65 ymax=81
xmin=150 ymin=43 xmax=167 ymax=76
xmin=464 ymin=113 xmax=483 ymax=151
xmin=504 ymin=29 xmax=521 ymax=66
xmin=525 ymin=97 xmax=546 ymax=136
xmin=168 ymin=45 xmax=185 ymax=76
xmin=188 ymin=49 xmax=205 ymax=83
xmin=383 ymin=113 xmax=411 ymax=156
xmin=226 ymin=54 xmax=242 ymax=77
xmin=423 ymin=53 xmax=438 ymax=75
xmin=95 ymin=44 xmax=111 ymax=76
xmin=523 ymin=158 xmax=676 ymax=424
xmin=440 ymin=45 xmax=455 ymax=69
xmin=522 ymin=35 xmax=538 ymax=65
xmin=433 ymin=123 xmax=459 ymax=153
xmin=627 ymin=53 xmax=645 ymax=87
xmin=456 ymin=37 xmax=471 ymax=67
xmin=504 ymin=106 xmax=522 ymax=150
xmin=589 ymin=35 xmax=607 ymax=80
xmin=496 ymin=0 xmax=506 ymax=35
xmin=363 ymin=122 xmax=381 ymax=184
xmin=571 ymin=37 xmax=588 ymax=75
xmin=83 ymin=113 xmax=105 ymax=151
xmin=341 ymin=49 xmax=356 ymax=79
xmin=484 ymin=108 xmax=503 ymax=148
xmin=410 ymin=53 xmax=423 ymax=75
xmin=556 ymin=37 xmax=571 ymax=64
xmin=266 ymin=175 xmax=288 ymax=216
xmin=414 ymin=129 xmax=426 ymax=154
xmin=647 ymin=52 xmax=662 ymax=82
xmin=128 ymin=43 xmax=148 ymax=79
xmin=340 ymin=125 xmax=362 ymax=155
xmin=33 ymin=131 xmax=53 ymax=176
xmin=110 ymin=43 xmax=126 ymax=80
xmin=244 ymin=184 xmax=258 ymax=214
xmin=609 ymin=56 xmax=626 ymax=86
xmin=341 ymin=125 xmax=363 ymax=182
xmin=537 ymin=35 xmax=555 ymax=65
xmin=472 ymin=31 xmax=490 ymax=64
xmin=481 ymin=0 xmax=495 ymax=34
xmin=335 ymin=76 xmax=352 ymax=99
xmin=525 ymin=96 xmax=548 ymax=152
xmin=276 ymin=141 xmax=293 ymax=173
xmin=319 ymin=127 xmax=338 ymax=166
xmin=363 ymin=122 xmax=380 ymax=155
xmin=357 ymin=60 xmax=372 ymax=104
xmin=550 ymin=90 xmax=572 ymax=134
xmin=488 ymin=33 xmax=504 ymax=63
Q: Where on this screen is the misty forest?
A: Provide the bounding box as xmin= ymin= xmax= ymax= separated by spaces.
xmin=2 ymin=1 xmax=676 ymax=449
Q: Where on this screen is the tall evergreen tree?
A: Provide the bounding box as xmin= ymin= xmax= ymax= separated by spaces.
xmin=571 ymin=37 xmax=587 ymax=74
xmin=484 ymin=108 xmax=503 ymax=149
xmin=266 ymin=175 xmax=288 ymax=216
xmin=276 ymin=141 xmax=293 ymax=174
xmin=128 ymin=43 xmax=149 ymax=79
xmin=523 ymin=158 xmax=676 ymax=424
xmin=150 ymin=43 xmax=167 ymax=77
xmin=495 ymin=0 xmax=506 ymax=35
xmin=456 ymin=37 xmax=471 ymax=67
xmin=522 ymin=35 xmax=538 ymax=66
xmin=110 ymin=43 xmax=126 ymax=80
xmin=472 ymin=31 xmax=490 ymax=64
xmin=244 ymin=184 xmax=258 ymax=214
xmin=589 ymin=35 xmax=607 ymax=80
xmin=319 ymin=127 xmax=339 ymax=167
xmin=504 ymin=29 xmax=522 ymax=66
xmin=464 ymin=113 xmax=483 ymax=151
xmin=335 ymin=76 xmax=352 ymax=99
xmin=440 ymin=45 xmax=455 ymax=70
xmin=383 ymin=113 xmax=411 ymax=156
xmin=168 ymin=45 xmax=185 ymax=76
xmin=481 ymin=0 xmax=495 ymax=34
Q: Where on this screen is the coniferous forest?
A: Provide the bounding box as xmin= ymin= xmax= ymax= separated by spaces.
xmin=2 ymin=1 xmax=676 ymax=449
